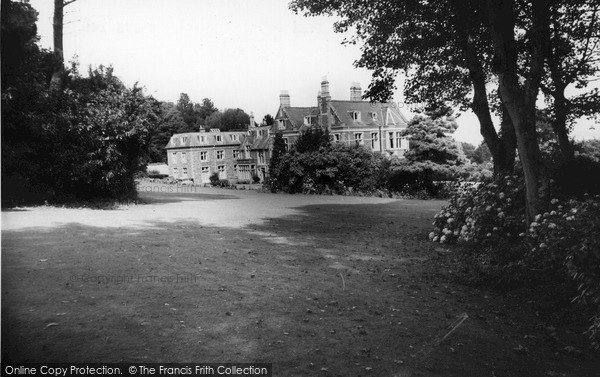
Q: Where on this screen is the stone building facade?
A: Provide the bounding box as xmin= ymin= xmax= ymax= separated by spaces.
xmin=273 ymin=78 xmax=410 ymax=155
xmin=165 ymin=118 xmax=271 ymax=184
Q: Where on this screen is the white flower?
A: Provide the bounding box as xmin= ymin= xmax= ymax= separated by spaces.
xmin=440 ymin=235 xmax=447 ymax=243
xmin=433 ymin=236 xmax=439 ymax=242
xmin=493 ymin=227 xmax=498 ymax=231
xmin=447 ymin=218 xmax=454 ymax=224
xmin=498 ymin=212 xmax=505 ymax=218
xmin=548 ymin=223 xmax=557 ymax=229
xmin=539 ymin=243 xmax=547 ymax=249
xmin=551 ymin=198 xmax=559 ymax=205
xmin=429 ymin=232 xmax=435 ymax=240
xmin=486 ymin=233 xmax=492 ymax=237
xmin=498 ymin=192 xmax=505 ymax=199
xmin=486 ymin=205 xmax=492 ymax=212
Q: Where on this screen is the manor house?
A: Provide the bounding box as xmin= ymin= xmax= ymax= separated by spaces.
xmin=274 ymin=77 xmax=410 ymax=154
xmin=165 ymin=78 xmax=411 ymax=184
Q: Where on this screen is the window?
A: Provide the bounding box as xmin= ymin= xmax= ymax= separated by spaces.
xmin=278 ymin=119 xmax=285 ymax=130
xmin=216 ymin=150 xmax=224 ymax=160
xmin=304 ymin=116 xmax=312 ymax=125
xmin=332 ymin=133 xmax=340 ymax=143
xmin=245 ymin=146 xmax=250 ymax=158
xmin=215 ymin=135 xmax=222 ymax=142
xmin=370 ymin=112 xmax=378 ymax=121
xmin=182 ymin=167 xmax=188 ymax=177
xmin=231 ymin=134 xmax=238 ymax=142
xmin=200 ymin=136 xmax=206 ymax=143
xmin=173 ymin=167 xmax=178 ymax=176
xmin=283 ymin=138 xmax=289 ymax=150
xmin=351 ymin=111 xmax=361 ymax=121
xmin=371 ymin=132 xmax=378 ymax=149
xmin=233 ymin=150 xmax=240 ymax=159
xmin=171 ymin=152 xmax=177 ymax=161
xmin=258 ymin=151 xmax=265 ymax=164
xmin=217 ymin=165 xmax=226 ymax=179
xmin=401 ymin=137 xmax=410 ymax=149
xmin=201 ymin=166 xmax=210 ymax=173
xmin=354 ymin=132 xmax=363 ymax=145
xmin=395 ymin=132 xmax=402 ymax=149
xmin=181 ymin=137 xmax=188 ymax=144
xmin=200 ymin=151 xmax=207 ymax=161
xmin=181 ymin=152 xmax=187 ymax=163
xmin=389 ymin=132 xmax=395 ymax=149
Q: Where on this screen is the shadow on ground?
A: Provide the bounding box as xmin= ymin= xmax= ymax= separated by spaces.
xmin=2 ymin=200 xmax=598 ymax=376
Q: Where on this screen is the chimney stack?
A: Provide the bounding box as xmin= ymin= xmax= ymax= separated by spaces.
xmin=249 ymin=112 xmax=255 ymax=128
xmin=321 ymin=76 xmax=331 ymax=99
xmin=279 ymin=90 xmax=290 ymax=107
xmin=350 ymin=82 xmax=362 ymax=101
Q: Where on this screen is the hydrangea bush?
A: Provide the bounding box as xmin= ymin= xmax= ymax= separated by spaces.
xmin=430 ymin=175 xmax=526 ymax=247
xmin=431 ymin=174 xmax=600 ymax=349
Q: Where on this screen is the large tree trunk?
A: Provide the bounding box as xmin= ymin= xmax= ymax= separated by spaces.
xmin=49 ymin=0 xmax=64 ymax=90
xmin=487 ymin=0 xmax=549 ymax=222
xmin=549 ymin=81 xmax=575 ymax=161
xmin=50 ymin=0 xmax=76 ymax=91
xmin=450 ymin=0 xmax=516 ymax=175
xmin=496 ymin=98 xmax=517 ymax=175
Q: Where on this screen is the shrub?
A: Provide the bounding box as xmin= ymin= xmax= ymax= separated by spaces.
xmin=431 ymin=173 xmax=600 ymax=349
xmin=252 ymin=173 xmax=261 ymax=184
xmin=209 ymin=172 xmax=220 ymax=186
xmin=526 ymin=196 xmax=600 ymax=349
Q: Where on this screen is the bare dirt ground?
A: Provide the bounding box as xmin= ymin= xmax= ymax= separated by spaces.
xmin=2 ymin=183 xmax=599 ymax=376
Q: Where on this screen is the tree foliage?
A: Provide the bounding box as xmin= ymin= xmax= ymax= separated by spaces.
xmin=293 ymin=127 xmax=331 ymax=153
xmin=291 ymin=0 xmax=600 ymax=222
xmin=2 ymin=1 xmax=159 ymax=204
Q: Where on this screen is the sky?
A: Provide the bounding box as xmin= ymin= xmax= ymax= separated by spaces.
xmin=29 ymin=0 xmax=599 ymax=145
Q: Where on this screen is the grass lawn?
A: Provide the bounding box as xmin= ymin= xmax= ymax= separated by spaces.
xmin=2 ymin=184 xmax=598 ymax=376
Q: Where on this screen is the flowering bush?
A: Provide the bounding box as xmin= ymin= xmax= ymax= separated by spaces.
xmin=430 ymin=175 xmax=526 ymax=246
xmin=432 ymin=174 xmax=600 ymax=349
xmin=526 ymin=196 xmax=600 ymax=350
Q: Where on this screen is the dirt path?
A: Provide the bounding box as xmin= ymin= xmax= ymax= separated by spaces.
xmin=2 ymin=186 xmax=598 ymax=376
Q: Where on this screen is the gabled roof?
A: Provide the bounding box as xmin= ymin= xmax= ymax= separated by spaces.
xmin=328 ymin=101 xmax=409 ymax=128
xmin=240 ymin=133 xmax=271 ymax=150
xmin=273 ymin=106 xmax=319 ymax=132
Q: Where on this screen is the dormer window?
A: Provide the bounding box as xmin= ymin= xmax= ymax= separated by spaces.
xmin=231 ymin=134 xmax=238 ymax=142
xmin=181 ymin=136 xmax=188 ymax=143
xmin=278 ymin=119 xmax=286 ymax=130
xmin=304 ymin=116 xmax=312 ymax=125
xmin=351 ymin=111 xmax=361 ymax=121
xmin=200 ymin=136 xmax=206 ymax=143
xmin=370 ymin=112 xmax=377 ymax=121
xmin=215 ymin=135 xmax=222 ymax=142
